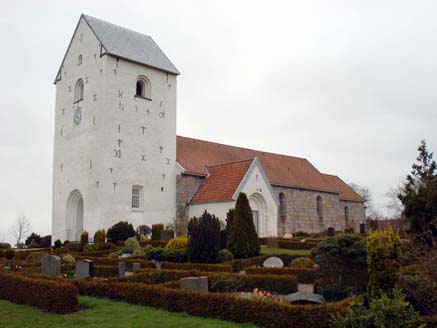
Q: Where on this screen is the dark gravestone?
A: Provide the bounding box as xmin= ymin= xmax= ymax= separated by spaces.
xmin=118 ymin=262 xmax=126 ymax=277
xmin=360 ymin=223 xmax=366 ymax=234
xmin=132 ymin=263 xmax=141 ymax=273
xmin=41 ymin=254 xmax=61 ymax=276
xmin=327 ymin=227 xmax=335 ymax=237
xmin=160 ymin=229 xmax=174 ymax=241
xmin=76 ymin=259 xmax=94 ymax=280
xmin=180 ymin=276 xmax=208 ymax=292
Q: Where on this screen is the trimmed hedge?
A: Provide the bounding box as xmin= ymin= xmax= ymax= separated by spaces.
xmin=245 ymin=266 xmax=317 ymax=284
xmin=259 ymin=238 xmax=319 ymax=250
xmin=77 ymin=256 xmax=155 ymax=269
xmin=232 ymin=254 xmax=309 ymax=269
xmin=120 ymin=269 xmax=298 ymax=294
xmin=160 ymin=262 xmax=232 ymax=272
xmin=139 ymin=240 xmax=167 ymax=247
xmin=77 ymin=279 xmax=348 ymax=328
xmin=0 ymin=271 xmax=79 ymax=313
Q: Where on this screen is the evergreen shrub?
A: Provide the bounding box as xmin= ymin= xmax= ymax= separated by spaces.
xmin=188 ymin=211 xmax=221 ymax=263
xmin=227 ymin=193 xmax=260 ymax=259
xmin=106 ymin=221 xmax=135 ymax=243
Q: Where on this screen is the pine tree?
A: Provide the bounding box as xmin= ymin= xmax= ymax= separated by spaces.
xmin=227 ymin=192 xmax=260 ymax=259
xmin=398 ymin=140 xmax=437 ymax=238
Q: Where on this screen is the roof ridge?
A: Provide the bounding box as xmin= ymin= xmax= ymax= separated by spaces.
xmin=176 ymin=135 xmax=307 ymax=161
xmin=207 ymin=158 xmax=255 ymax=169
xmin=82 ymin=14 xmax=151 ymax=38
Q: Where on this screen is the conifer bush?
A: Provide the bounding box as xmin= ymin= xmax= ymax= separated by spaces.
xmin=80 ymin=231 xmax=89 ymax=246
xmin=106 ymin=221 xmax=135 ymax=243
xmin=152 ymin=224 xmax=164 ymax=241
xmin=312 ymin=234 xmax=367 ymax=301
xmin=367 ymin=228 xmax=401 ymax=300
xmin=93 ymin=229 xmax=106 ymax=249
xmin=227 ymin=193 xmax=260 ymax=259
xmin=188 ymin=211 xmax=220 ymax=263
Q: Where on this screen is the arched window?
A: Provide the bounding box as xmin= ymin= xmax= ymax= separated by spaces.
xmin=74 ymin=78 xmax=84 ymax=102
xmin=344 ymin=206 xmax=350 ymax=226
xmin=316 ymin=196 xmax=323 ymax=228
xmin=135 ymin=76 xmax=151 ymax=99
xmin=78 ymin=54 xmax=83 ymax=65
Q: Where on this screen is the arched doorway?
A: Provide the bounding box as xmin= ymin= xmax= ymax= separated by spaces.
xmin=66 ymin=190 xmax=84 ymax=241
xmin=249 ymin=193 xmax=268 ymax=236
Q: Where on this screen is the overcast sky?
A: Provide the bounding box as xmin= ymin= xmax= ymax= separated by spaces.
xmin=1 ymin=1 xmax=436 ymax=243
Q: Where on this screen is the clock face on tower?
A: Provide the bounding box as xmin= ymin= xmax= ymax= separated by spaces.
xmin=74 ymin=109 xmax=82 ymax=126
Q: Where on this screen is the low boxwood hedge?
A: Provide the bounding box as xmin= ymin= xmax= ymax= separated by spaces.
xmin=77 ymin=279 xmax=347 ymax=328
xmin=245 ymin=266 xmax=317 ymax=284
xmin=232 ymin=254 xmax=310 ymax=270
xmin=0 ymin=271 xmax=79 ymax=313
xmin=119 ymin=269 xmax=298 ymax=294
xmin=160 ymin=262 xmax=232 ymax=272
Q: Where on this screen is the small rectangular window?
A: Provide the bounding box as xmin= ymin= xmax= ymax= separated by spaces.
xmin=132 ymin=186 xmax=143 ymax=209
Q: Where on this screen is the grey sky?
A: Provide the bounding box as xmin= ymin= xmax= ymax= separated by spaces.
xmin=1 ymin=1 xmax=436 ymax=243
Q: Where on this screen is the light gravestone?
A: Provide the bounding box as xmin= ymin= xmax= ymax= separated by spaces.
xmin=41 ymin=254 xmax=61 ymax=276
xmin=287 ymin=292 xmax=325 ymax=305
xmin=327 ymin=227 xmax=335 ymax=237
xmin=118 ymin=262 xmax=126 ymax=277
xmin=263 ymin=256 xmax=284 ymax=268
xmin=76 ymin=259 xmax=94 ymax=280
xmin=132 ymin=263 xmax=141 ymax=273
xmin=180 ymin=276 xmax=208 ymax=292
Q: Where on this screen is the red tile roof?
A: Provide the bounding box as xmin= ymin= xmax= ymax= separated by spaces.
xmin=190 ymin=159 xmax=253 ymax=204
xmin=177 ymin=136 xmax=338 ymax=194
xmin=322 ymin=174 xmax=365 ymax=202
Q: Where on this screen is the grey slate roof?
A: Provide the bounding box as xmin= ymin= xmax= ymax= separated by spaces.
xmin=54 ymin=14 xmax=179 ymax=82
xmin=83 ymin=14 xmax=180 ymax=75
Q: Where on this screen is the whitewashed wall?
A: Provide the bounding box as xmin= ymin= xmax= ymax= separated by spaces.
xmin=52 ymin=17 xmax=177 ymax=242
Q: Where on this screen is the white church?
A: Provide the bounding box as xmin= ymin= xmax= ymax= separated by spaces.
xmin=52 ymin=15 xmax=365 ymax=242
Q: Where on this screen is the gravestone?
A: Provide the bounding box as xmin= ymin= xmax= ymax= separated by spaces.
xmin=287 ymin=292 xmax=325 ymax=305
xmin=132 ymin=263 xmax=141 ymax=273
xmin=118 ymin=262 xmax=126 ymax=277
xmin=76 ymin=259 xmax=94 ymax=280
xmin=263 ymin=256 xmax=284 ymax=268
xmin=327 ymin=227 xmax=335 ymax=237
xmin=180 ymin=276 xmax=208 ymax=292
xmin=119 ymin=253 xmax=133 ymax=259
xmin=283 ymin=233 xmax=293 ymax=239
xmin=41 ymin=254 xmax=61 ymax=276
xmin=360 ymin=223 xmax=366 ymax=234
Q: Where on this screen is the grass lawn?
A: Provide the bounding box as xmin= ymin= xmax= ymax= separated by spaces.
xmin=0 ymin=296 xmax=256 ymax=328
xmin=260 ymin=245 xmax=311 ymax=256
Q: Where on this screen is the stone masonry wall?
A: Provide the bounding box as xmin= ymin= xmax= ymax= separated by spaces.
xmin=273 ymin=186 xmax=341 ymax=235
xmin=176 ymin=174 xmax=203 ymax=223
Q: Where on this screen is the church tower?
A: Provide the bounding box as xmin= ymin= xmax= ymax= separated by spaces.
xmin=52 ymin=15 xmax=179 ymax=242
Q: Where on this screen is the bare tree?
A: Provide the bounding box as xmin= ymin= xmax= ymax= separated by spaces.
xmin=11 ymin=216 xmax=31 ymax=248
xmin=384 ymin=183 xmax=404 ymax=220
xmin=348 ymin=183 xmax=380 ymax=219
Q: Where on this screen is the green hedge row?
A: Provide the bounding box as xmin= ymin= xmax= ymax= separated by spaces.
xmin=233 ymin=254 xmax=309 ymax=269
xmin=259 ymin=238 xmax=319 ymax=250
xmin=245 ymin=266 xmax=317 ymax=284
xmin=78 ymin=256 xmax=155 ymax=269
xmin=77 ymin=279 xmax=347 ymax=328
xmin=117 ymin=269 xmax=298 ymax=294
xmin=139 ymin=240 xmax=168 ymax=247
xmin=0 ymin=271 xmax=79 ymax=313
xmin=160 ymin=262 xmax=232 ymax=272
